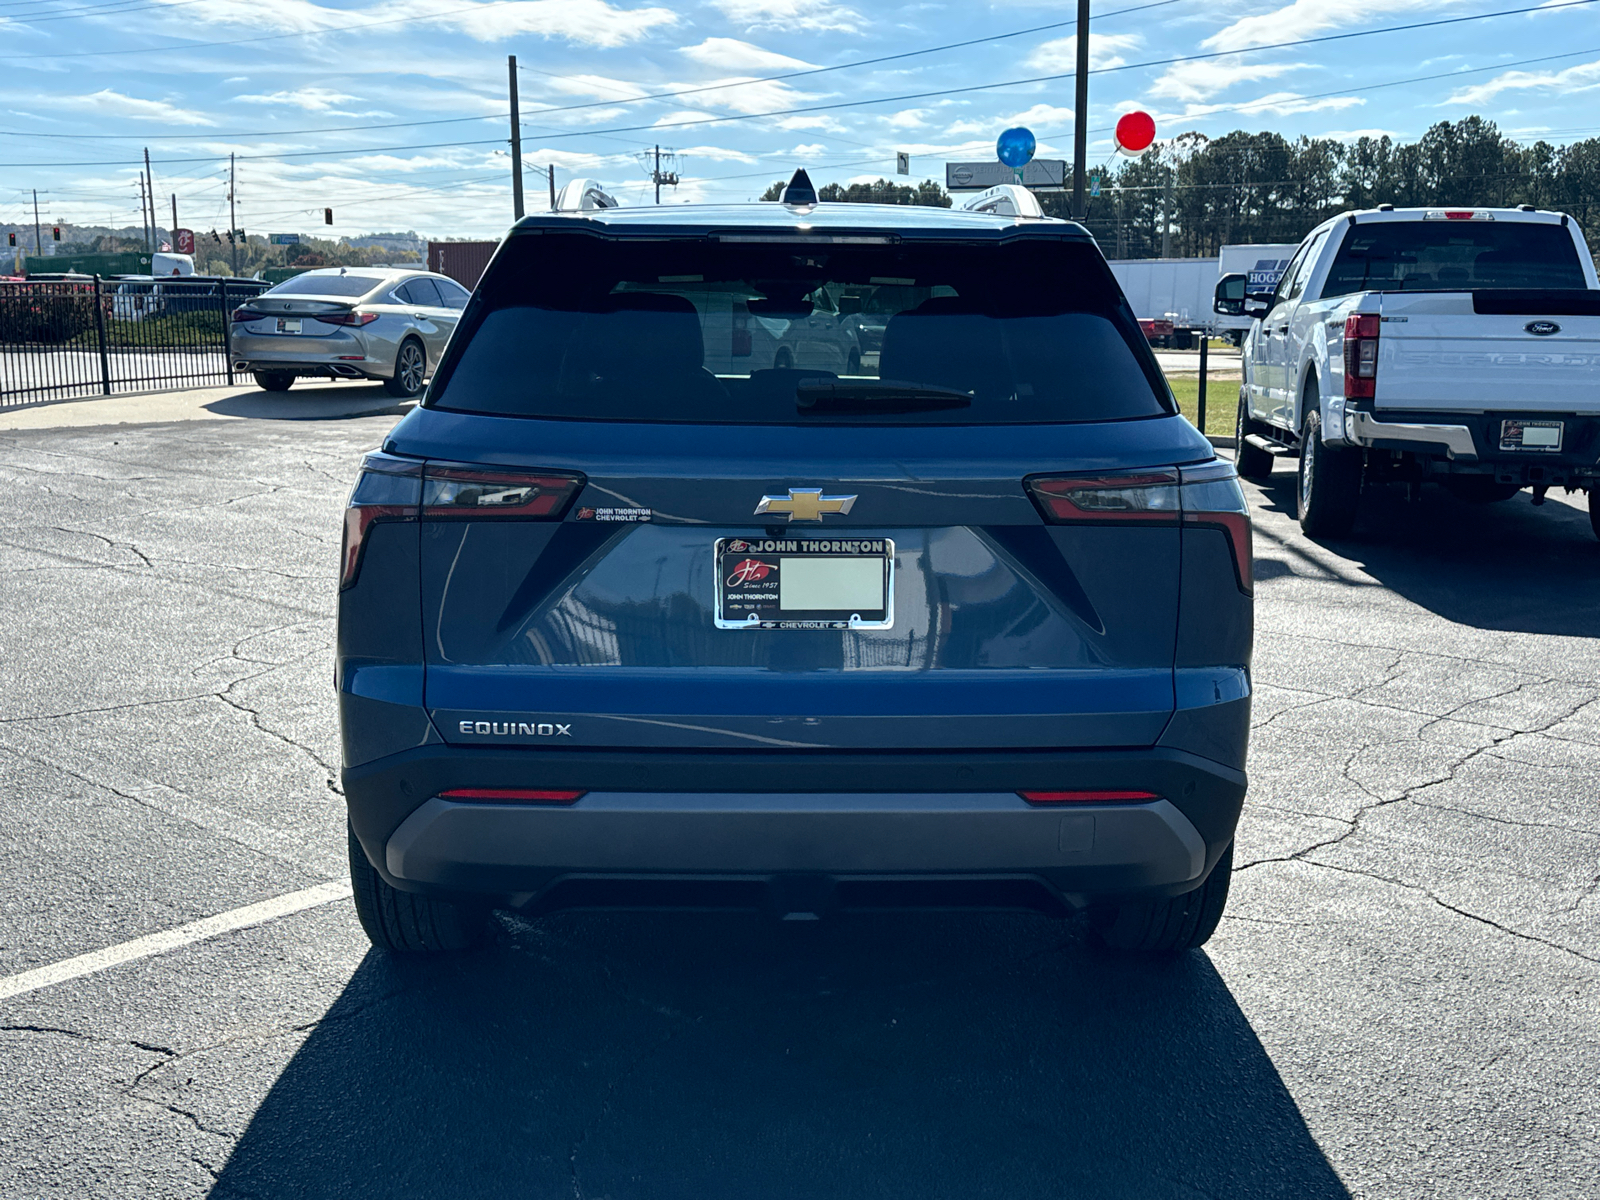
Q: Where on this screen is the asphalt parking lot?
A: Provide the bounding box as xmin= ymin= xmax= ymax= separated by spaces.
xmin=0 ymin=407 xmax=1596 ymax=1199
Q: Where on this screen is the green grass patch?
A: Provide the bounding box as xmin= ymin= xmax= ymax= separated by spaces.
xmin=1166 ymin=376 xmax=1235 ymax=438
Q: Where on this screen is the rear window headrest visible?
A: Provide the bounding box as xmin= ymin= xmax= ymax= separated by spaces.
xmin=561 ymin=292 xmax=705 ymax=382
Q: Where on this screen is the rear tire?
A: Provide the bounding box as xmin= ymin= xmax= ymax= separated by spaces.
xmin=348 ymin=823 xmax=489 ymax=953
xmin=384 ymin=338 xmax=426 ymax=398
xmin=1089 ymin=841 xmax=1233 ymax=954
xmin=1297 ymin=408 xmax=1362 ymax=538
xmin=1234 ymin=390 xmax=1274 ymax=481
xmin=255 ymin=371 xmax=294 ymax=392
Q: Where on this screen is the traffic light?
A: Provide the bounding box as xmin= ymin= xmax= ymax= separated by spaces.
xmin=6 ymin=232 xmax=13 ymax=247
xmin=51 ymin=226 xmax=60 ymax=242
xmin=225 ymin=230 xmax=233 ymax=244
xmin=211 ymin=229 xmax=221 ymax=244
xmin=324 ymin=208 xmax=333 ymax=225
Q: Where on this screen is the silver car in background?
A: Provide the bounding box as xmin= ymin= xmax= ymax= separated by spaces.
xmin=229 ymin=267 xmax=471 ymax=395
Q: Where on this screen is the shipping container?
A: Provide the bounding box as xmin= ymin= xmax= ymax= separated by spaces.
xmin=428 ymin=241 xmax=497 ymax=289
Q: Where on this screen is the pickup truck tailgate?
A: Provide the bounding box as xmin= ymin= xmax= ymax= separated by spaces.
xmin=1376 ymin=291 xmax=1600 ymax=413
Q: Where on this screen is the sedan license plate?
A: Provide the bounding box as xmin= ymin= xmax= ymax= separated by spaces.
xmin=1501 ymin=419 xmax=1562 ymax=452
xmin=715 ymin=536 xmax=893 ymax=629
xmin=276 ymin=318 xmax=302 ymax=334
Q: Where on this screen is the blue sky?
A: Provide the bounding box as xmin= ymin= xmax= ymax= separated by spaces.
xmin=2 ymin=0 xmax=1598 ymax=241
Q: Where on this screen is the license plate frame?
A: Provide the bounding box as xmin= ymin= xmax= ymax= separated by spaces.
xmin=277 ymin=317 xmax=303 ymax=334
xmin=1500 ymin=418 xmax=1562 ymax=452
xmin=714 ymin=536 xmax=894 ymax=630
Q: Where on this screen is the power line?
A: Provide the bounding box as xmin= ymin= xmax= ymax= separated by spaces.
xmin=517 ymin=0 xmax=1600 ymax=143
xmin=514 ymin=0 xmax=1181 ymax=117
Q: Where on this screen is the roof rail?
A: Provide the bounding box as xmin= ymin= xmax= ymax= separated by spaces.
xmin=960 ymin=184 xmax=1044 ymax=219
xmin=553 ymin=178 xmax=619 ymax=212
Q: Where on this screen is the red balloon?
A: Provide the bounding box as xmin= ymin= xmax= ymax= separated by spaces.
xmin=1115 ymin=111 xmax=1156 ymax=153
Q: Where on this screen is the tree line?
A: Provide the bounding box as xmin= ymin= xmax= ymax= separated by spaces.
xmin=763 ymin=118 xmax=1600 ymax=260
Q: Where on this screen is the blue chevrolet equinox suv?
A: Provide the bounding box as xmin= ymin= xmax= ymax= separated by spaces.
xmin=337 ymin=173 xmax=1253 ymax=955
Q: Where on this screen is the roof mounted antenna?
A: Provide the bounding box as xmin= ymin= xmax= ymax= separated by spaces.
xmin=780 ymin=169 xmax=818 ymax=207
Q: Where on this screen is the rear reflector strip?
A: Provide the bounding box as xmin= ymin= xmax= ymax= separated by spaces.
xmin=439 ymin=788 xmax=587 ymax=804
xmin=1019 ymin=790 xmax=1160 ymax=804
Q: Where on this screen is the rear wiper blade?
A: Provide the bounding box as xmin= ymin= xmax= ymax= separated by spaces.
xmin=795 ymin=379 xmax=972 ymax=413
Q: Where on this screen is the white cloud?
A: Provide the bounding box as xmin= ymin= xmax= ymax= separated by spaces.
xmin=708 ymin=0 xmax=863 ymax=34
xmin=679 ymin=37 xmax=814 ymax=72
xmin=1202 ymin=0 xmax=1469 ymax=52
xmin=1004 ymin=103 xmax=1075 ymax=128
xmin=60 ymin=89 xmax=215 ymax=126
xmin=884 ymin=108 xmax=931 ymax=130
xmin=232 ymin=86 xmax=363 ymax=112
xmin=1167 ymin=91 xmax=1364 ymax=120
xmin=430 ymin=0 xmax=680 ymax=46
xmin=167 ymin=0 xmax=679 ymax=47
xmin=786 ymin=143 xmax=829 ymax=158
xmin=773 ymin=114 xmax=847 ymax=132
xmin=1148 ymin=58 xmax=1304 ymax=103
xmin=1443 ymin=58 xmax=1600 ymax=106
xmin=676 ymin=144 xmax=758 ymax=163
xmin=1024 ymin=32 xmax=1141 ymax=73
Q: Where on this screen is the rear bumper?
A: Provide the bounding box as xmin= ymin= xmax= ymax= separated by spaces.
xmin=1345 ymin=407 xmax=1600 ymax=482
xmin=233 ymin=358 xmax=387 ymax=380
xmin=344 ymin=745 xmax=1246 ymax=911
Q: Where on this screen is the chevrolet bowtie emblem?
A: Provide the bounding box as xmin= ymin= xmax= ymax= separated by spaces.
xmin=755 ymin=488 xmax=858 ymax=522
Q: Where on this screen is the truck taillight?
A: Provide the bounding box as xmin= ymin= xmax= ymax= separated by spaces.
xmin=1025 ymin=461 xmax=1252 ymax=593
xmin=1343 ymin=313 xmax=1380 ymax=399
xmin=341 ymin=452 xmax=422 ymax=590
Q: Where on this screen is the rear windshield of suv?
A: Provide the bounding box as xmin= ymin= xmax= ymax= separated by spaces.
xmin=1322 ymin=221 xmax=1587 ymax=296
xmin=429 ymin=232 xmax=1169 ymax=424
xmin=263 ymin=274 xmax=382 ymax=298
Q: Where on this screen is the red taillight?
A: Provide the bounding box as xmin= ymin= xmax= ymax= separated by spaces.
xmin=319 ymin=311 xmax=379 ymax=326
xmin=439 ymin=788 xmax=586 ymax=804
xmin=1025 ymin=472 xmax=1180 ymax=523
xmin=230 ymin=307 xmax=256 ymax=323
xmin=1027 ymin=464 xmax=1250 ymax=592
xmin=1020 ymin=790 xmax=1160 ymax=804
xmin=340 ymin=452 xmax=422 ymax=589
xmin=422 ymin=464 xmax=584 ymax=519
xmin=1343 ymin=313 xmax=1380 ymax=399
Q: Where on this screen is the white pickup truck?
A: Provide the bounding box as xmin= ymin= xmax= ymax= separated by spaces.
xmin=1213 ymin=206 xmax=1600 ymax=538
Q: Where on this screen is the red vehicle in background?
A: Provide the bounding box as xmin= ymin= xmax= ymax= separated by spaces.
xmin=1138 ymin=316 xmax=1174 ymax=345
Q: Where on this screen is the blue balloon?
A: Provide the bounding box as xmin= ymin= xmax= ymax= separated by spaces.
xmin=996 ymin=127 xmax=1036 ymax=169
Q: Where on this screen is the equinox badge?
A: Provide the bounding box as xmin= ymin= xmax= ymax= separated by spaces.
xmin=755 ymin=488 xmax=858 ymax=522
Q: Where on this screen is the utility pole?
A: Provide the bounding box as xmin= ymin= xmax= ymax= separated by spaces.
xmin=508 ymin=56 xmax=525 ymax=220
xmin=1160 ymin=166 xmax=1174 ymax=258
xmin=144 ymin=147 xmax=157 ymax=247
xmin=229 ymin=153 xmax=239 ymax=277
xmin=137 ymin=177 xmax=149 ymax=249
xmin=548 ymin=164 xmax=556 ymax=210
xmin=1071 ymin=0 xmax=1090 ymax=221
xmin=171 ymin=194 xmax=178 ymax=247
xmin=33 ymin=188 xmax=42 ymax=255
xmin=642 ymin=146 xmax=678 ymax=204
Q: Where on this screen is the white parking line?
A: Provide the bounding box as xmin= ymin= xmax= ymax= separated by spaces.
xmin=0 ymin=881 xmax=352 ymax=1003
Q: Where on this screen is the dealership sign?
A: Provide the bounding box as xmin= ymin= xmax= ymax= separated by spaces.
xmin=945 ymin=160 xmax=1066 ymax=190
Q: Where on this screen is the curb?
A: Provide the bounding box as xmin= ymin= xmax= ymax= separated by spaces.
xmin=1207 ymin=435 xmax=1237 ymax=449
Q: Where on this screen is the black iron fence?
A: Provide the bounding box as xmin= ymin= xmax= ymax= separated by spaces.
xmin=0 ymin=276 xmax=271 ymax=408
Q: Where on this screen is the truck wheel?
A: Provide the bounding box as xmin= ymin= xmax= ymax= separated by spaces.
xmin=1088 ymin=841 xmax=1233 ymax=954
xmin=1297 ymin=410 xmax=1362 ymax=537
xmin=348 ymin=823 xmax=489 ymax=953
xmin=1235 ymin=390 xmax=1274 ymax=481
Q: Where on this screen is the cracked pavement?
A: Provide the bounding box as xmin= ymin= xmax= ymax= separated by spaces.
xmin=0 ymin=416 xmax=1597 ymax=1198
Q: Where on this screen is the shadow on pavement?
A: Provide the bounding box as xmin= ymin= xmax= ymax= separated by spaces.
xmin=1252 ymin=468 xmax=1600 ymax=637
xmin=211 ymin=911 xmax=1347 ymax=1200
xmin=202 ymin=383 xmax=413 ymax=422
